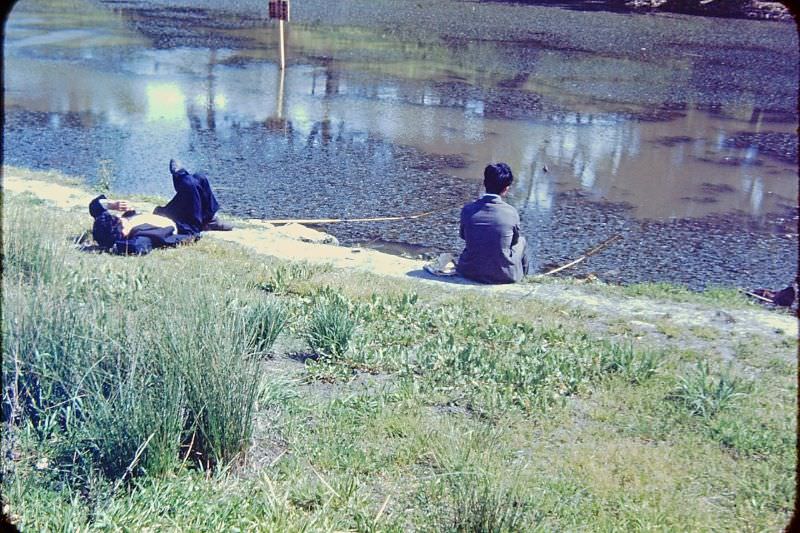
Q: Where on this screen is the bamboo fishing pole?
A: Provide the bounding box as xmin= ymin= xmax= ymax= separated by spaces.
xmin=518 ymin=234 xmax=622 ymax=300
xmin=257 ymin=203 xmax=462 ymax=225
xmin=739 ymin=289 xmax=774 ymax=303
xmin=536 ymin=234 xmax=623 ymax=278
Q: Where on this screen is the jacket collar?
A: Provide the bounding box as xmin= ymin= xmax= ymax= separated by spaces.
xmin=480 ymin=193 xmax=503 ymax=203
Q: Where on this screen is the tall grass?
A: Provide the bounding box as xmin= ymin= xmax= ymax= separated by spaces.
xmin=243 ymin=298 xmax=288 ymax=356
xmin=2 ymin=196 xmax=70 ymax=284
xmin=2 ymin=195 xmax=264 ymax=494
xmin=417 ymin=426 xmax=537 ymax=532
xmin=154 ymin=293 xmax=262 ymax=467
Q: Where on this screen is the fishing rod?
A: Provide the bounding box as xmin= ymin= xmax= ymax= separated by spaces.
xmin=537 ymin=234 xmax=623 ymax=277
xmin=257 ymin=202 xmax=464 ymax=225
xmin=517 ymin=233 xmax=623 ymax=300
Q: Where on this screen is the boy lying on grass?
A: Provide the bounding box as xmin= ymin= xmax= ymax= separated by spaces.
xmin=90 ymin=159 xmax=232 ymax=255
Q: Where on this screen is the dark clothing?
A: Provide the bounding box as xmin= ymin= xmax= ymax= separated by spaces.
xmin=112 ymin=231 xmax=196 ymax=255
xmin=88 ymin=176 xmax=210 ymax=255
xmin=153 ymin=169 xmax=219 ymax=235
xmin=89 ymin=195 xmax=111 ymax=218
xmin=752 ymin=281 xmax=798 ymax=309
xmin=124 ymin=224 xmax=196 ymax=252
xmin=457 ymin=194 xmax=529 ymax=284
xmin=772 ymin=284 xmax=796 ymax=307
xmin=89 ymin=195 xmax=197 ymax=255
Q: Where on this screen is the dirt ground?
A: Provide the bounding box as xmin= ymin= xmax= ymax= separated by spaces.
xmin=4 ymin=169 xmax=796 ymax=350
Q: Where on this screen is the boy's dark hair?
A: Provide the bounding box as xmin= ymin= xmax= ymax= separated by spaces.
xmin=483 ymin=163 xmax=514 ymax=194
xmin=92 ymin=212 xmax=123 ymax=249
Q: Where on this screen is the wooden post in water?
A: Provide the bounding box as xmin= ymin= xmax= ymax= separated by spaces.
xmin=268 ymin=0 xmax=290 ymax=122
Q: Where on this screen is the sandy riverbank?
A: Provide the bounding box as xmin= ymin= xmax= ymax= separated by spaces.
xmin=3 ymin=166 xmax=796 ymax=342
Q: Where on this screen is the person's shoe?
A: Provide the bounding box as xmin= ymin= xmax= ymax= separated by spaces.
xmin=169 ymin=158 xmax=187 ymax=177
xmin=203 ymin=216 xmax=233 ymax=231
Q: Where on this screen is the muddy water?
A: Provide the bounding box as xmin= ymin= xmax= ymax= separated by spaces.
xmin=4 ymin=0 xmax=797 ymax=289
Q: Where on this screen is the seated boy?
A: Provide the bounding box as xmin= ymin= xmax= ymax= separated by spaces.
xmin=456 ymin=162 xmax=529 ymax=284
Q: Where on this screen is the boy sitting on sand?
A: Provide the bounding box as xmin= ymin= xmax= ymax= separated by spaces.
xmin=455 ymin=163 xmax=529 ymax=284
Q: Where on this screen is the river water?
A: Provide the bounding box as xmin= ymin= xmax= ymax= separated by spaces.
xmin=4 ymin=0 xmax=797 ymax=289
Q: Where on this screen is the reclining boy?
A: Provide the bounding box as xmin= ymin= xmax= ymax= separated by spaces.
xmin=89 ymin=159 xmax=231 ymax=254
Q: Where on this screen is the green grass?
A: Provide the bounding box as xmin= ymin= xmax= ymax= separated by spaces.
xmin=305 ymin=292 xmax=357 ymax=360
xmin=524 ymin=276 xmax=757 ymax=309
xmin=2 ymin=189 xmax=795 ymax=531
xmin=621 ymin=281 xmax=755 ymax=308
xmin=244 ymin=298 xmax=289 ymax=356
xmin=672 ymin=361 xmax=751 ymax=419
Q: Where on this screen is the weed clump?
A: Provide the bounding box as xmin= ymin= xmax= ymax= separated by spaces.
xmin=601 ymin=342 xmax=662 ymax=384
xmin=306 ymin=294 xmax=356 ymax=360
xmin=244 ymin=299 xmax=288 ymax=356
xmin=260 ymin=262 xmax=329 ymax=295
xmin=407 ymin=317 xmax=663 ymax=414
xmin=416 ymin=427 xmax=538 ymax=531
xmin=672 ymin=361 xmax=750 ymax=418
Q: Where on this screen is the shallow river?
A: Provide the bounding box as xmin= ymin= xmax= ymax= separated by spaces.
xmin=4 ymin=0 xmax=797 ymax=289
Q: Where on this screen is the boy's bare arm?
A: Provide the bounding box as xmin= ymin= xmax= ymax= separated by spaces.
xmin=103 ymin=199 xmax=134 ymax=211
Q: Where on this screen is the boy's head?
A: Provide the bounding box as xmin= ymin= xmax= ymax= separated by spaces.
xmin=483 ymin=163 xmax=514 ymax=195
xmin=92 ymin=212 xmax=123 ymax=249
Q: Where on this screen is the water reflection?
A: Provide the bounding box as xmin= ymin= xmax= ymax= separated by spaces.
xmin=5 ymin=30 xmax=796 ymax=218
xmin=145 ymin=82 xmax=185 ymax=122
xmin=3 ymin=1 xmax=797 ymax=289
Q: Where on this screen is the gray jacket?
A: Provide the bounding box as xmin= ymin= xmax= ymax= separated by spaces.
xmin=457 ymin=194 xmax=527 ymax=284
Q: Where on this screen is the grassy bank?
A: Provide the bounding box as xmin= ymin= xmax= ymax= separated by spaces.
xmin=1 ymin=189 xmax=795 ymax=531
